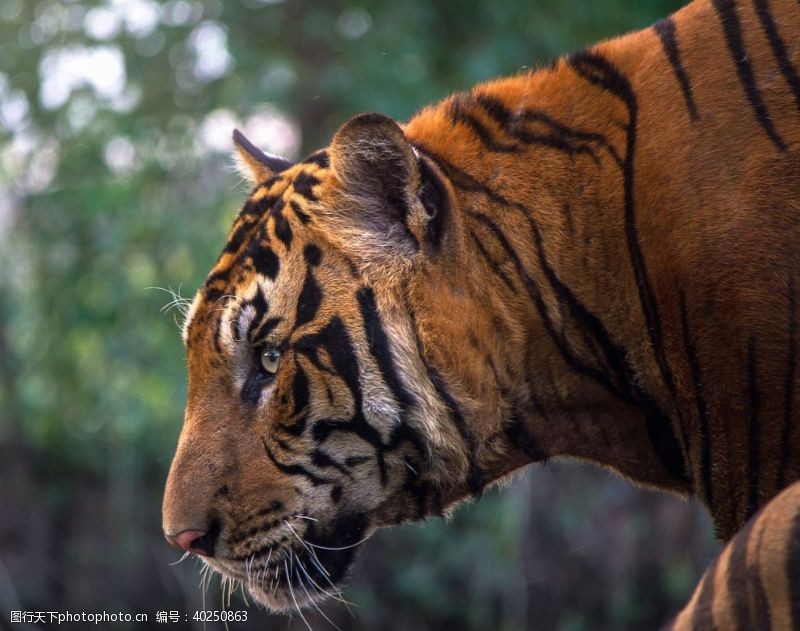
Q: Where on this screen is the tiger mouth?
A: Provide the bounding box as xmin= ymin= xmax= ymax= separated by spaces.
xmin=210 ymin=546 xmax=350 ymax=612
xmin=204 ymin=513 xmax=372 ymax=612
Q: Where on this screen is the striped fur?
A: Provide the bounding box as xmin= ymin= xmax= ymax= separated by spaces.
xmin=163 ymin=0 xmax=800 ymax=620
xmin=667 ymin=481 xmax=800 ymax=630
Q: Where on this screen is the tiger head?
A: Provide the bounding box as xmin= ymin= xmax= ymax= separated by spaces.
xmin=162 ymin=113 xmax=533 ymax=611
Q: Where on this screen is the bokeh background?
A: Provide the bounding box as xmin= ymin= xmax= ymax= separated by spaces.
xmin=0 ymin=0 xmax=719 ymax=629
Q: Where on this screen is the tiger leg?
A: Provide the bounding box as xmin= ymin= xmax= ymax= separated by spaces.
xmin=667 ymin=481 xmax=800 ymax=630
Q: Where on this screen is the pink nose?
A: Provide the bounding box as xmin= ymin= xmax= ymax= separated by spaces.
xmin=165 ymin=529 xmax=212 ymax=556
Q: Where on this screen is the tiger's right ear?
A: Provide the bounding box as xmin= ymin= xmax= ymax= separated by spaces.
xmin=232 ymin=129 xmax=294 ymax=185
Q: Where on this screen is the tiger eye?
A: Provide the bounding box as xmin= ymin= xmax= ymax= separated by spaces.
xmin=260 ymin=348 xmax=281 ymax=375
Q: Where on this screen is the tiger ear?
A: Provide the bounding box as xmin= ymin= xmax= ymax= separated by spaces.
xmin=232 ymin=129 xmax=294 ymax=185
xmin=328 ymin=113 xmax=423 ymax=258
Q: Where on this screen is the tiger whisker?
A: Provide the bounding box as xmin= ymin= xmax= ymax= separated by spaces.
xmin=271 ymin=566 xmax=281 ymax=597
xmin=285 ymin=556 xmax=313 ymax=631
xmin=147 ymin=285 xmax=190 ymax=309
xmin=147 ymin=285 xmax=194 ymax=331
xmin=300 ymin=542 xmax=354 ymax=613
xmin=170 ymin=550 xmax=191 ymax=566
xmin=284 ymin=521 xmax=332 ymax=580
xmin=303 ymin=533 xmax=372 ymax=552
xmin=211 ymin=293 xmax=241 ymax=310
xmin=246 ymin=554 xmax=254 ymax=591
xmin=293 ymin=514 xmax=319 ymax=522
xmin=295 ymin=562 xmax=343 ymax=631
xmin=294 ymin=548 xmax=355 ymax=610
xmin=255 ymin=548 xmax=273 ymax=588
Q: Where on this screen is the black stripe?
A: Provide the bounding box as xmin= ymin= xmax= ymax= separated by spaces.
xmin=261 ymin=436 xmax=332 ymax=486
xmin=301 ymin=151 xmax=330 ymax=168
xmin=418 ymin=156 xmax=450 ymax=251
xmin=272 ymin=204 xmax=293 ymax=249
xmin=712 ymin=0 xmax=787 ymax=151
xmin=448 ymin=96 xmax=518 ymax=152
xmin=292 ymin=171 xmax=320 ymax=201
xmin=243 ymin=289 xmax=269 ymax=340
xmin=289 ymin=200 xmax=311 ymax=224
xmin=569 ymin=51 xmax=668 ymax=391
xmin=223 ymin=219 xmax=255 ymax=254
xmin=470 ymin=230 xmax=516 ymax=291
xmin=753 ymin=0 xmax=800 ymax=110
xmin=525 ymin=205 xmax=689 ymax=484
xmin=679 ymin=289 xmax=713 ymax=508
xmin=654 ymin=18 xmax=700 ymax=120
xmin=726 ymin=516 xmax=761 ymax=630
xmin=788 ymin=507 xmax=800 ymax=627
xmin=420 ymin=141 xmax=689 ymax=485
xmin=252 ymin=316 xmax=281 ymax=343
xmin=469 ymin=212 xmax=622 ymax=398
xmin=402 ymin=293 xmax=485 ymax=494
xmin=504 ymin=411 xmax=547 ymax=461
xmin=239 ymin=193 xmax=279 ymax=221
xmin=423 ymin=359 xmax=485 ymax=496
xmin=295 ymin=317 xmax=389 ymax=483
xmin=276 ymin=437 xmax=295 ymax=453
xmin=746 ymin=336 xmax=761 ymax=519
xmin=569 ymin=50 xmax=691 ymax=476
xmin=250 ymin=245 xmax=280 ymax=280
xmin=690 ymin=557 xmax=718 ymax=629
xmin=303 ymin=244 xmax=322 ymax=267
xmin=475 ymin=93 xmax=623 ymax=166
xmin=749 ymin=517 xmax=772 ymax=630
xmin=473 ymin=205 xmax=685 ymax=483
xmin=419 ymin=154 xmax=608 ymax=407
xmin=357 ymin=286 xmax=414 ymax=410
xmin=310 ymin=449 xmax=352 ymax=476
xmin=470 ymin=93 xmax=600 ymax=162
xmin=280 ymin=364 xmax=309 ymax=436
xmin=468 ymin=212 xmax=613 ymax=389
xmin=294 ymin=269 xmax=322 ymax=329
xmin=779 ymin=272 xmax=797 ymax=487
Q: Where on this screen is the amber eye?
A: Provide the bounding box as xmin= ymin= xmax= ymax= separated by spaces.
xmin=260 ymin=348 xmax=281 ymax=376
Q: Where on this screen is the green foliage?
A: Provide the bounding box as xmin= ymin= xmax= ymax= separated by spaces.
xmin=0 ymin=0 xmax=718 ymax=629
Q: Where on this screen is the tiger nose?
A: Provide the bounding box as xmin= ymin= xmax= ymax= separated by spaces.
xmin=165 ymin=523 xmax=219 ymax=557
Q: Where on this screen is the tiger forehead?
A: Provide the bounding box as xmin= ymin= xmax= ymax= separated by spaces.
xmin=182 ymin=154 xmax=333 ymax=346
xmin=215 ymin=156 xmax=331 ymax=280
xmin=246 ymin=156 xmax=329 ymax=224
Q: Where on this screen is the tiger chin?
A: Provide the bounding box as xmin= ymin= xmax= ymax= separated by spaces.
xmin=164 ymin=0 xmax=800 ymax=624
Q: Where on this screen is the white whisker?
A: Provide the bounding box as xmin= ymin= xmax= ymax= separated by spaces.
xmin=246 ymin=555 xmax=254 ymax=591
xmin=285 ymin=557 xmax=313 ymax=631
xmin=294 ymin=549 xmax=355 ymax=609
xmin=284 ymin=521 xmax=353 ymax=613
xmin=294 ymin=514 xmax=319 ymax=522
xmin=303 ymin=532 xmax=372 ymax=552
xmin=171 ymin=550 xmax=190 ymax=566
xmin=295 ymin=561 xmax=342 ymax=631
xmin=146 ymin=285 xmax=193 ymax=330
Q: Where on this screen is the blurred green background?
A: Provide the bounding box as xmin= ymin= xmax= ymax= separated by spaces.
xmin=0 ymin=0 xmax=719 ymax=629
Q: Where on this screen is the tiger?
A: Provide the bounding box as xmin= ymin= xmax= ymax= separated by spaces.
xmin=162 ymin=0 xmax=800 ymax=624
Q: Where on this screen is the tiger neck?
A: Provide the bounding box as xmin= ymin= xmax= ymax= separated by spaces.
xmin=404 ymin=28 xmax=698 ymax=512
xmin=401 ymin=0 xmax=800 ymax=543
